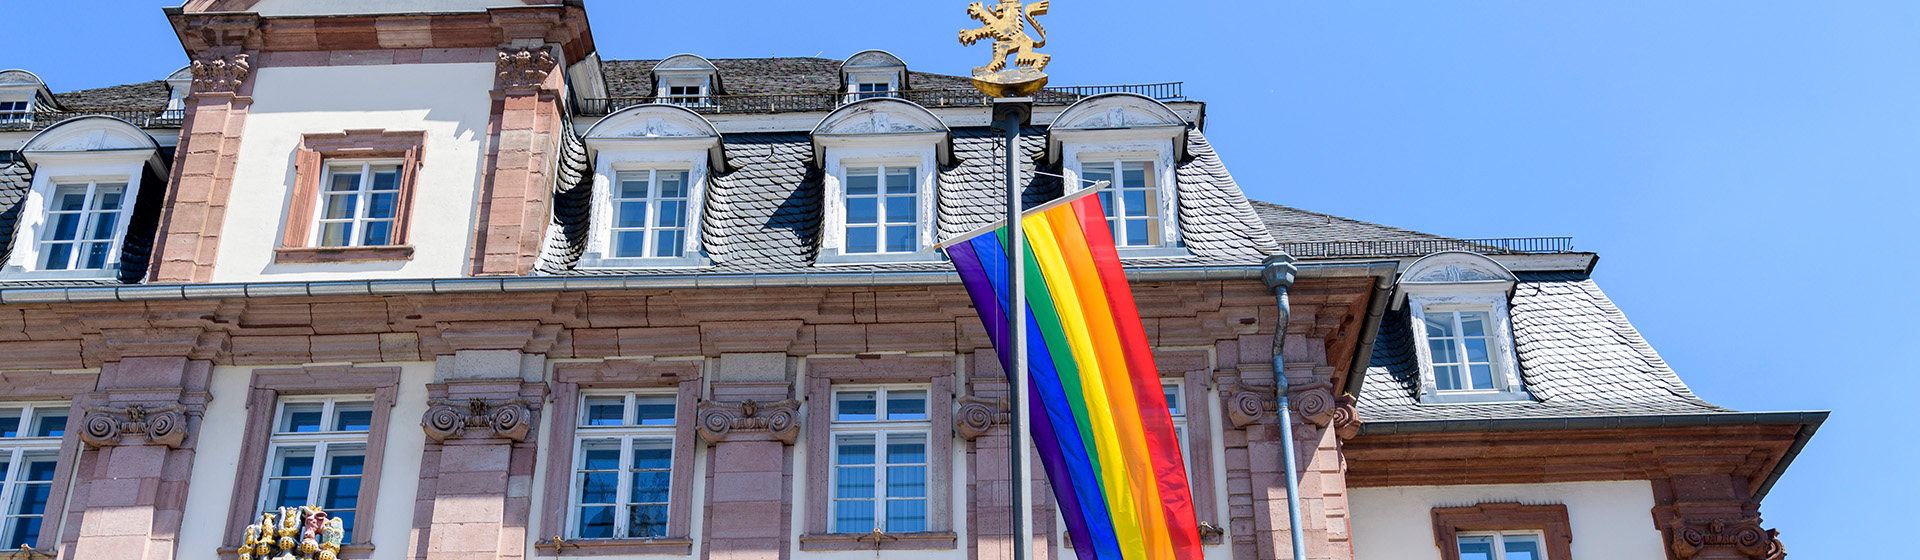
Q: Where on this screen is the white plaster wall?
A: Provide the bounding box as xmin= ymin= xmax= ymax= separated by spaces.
xmin=1349 ymin=480 xmax=1667 ymax=560
xmin=176 ymin=362 xmax=433 ymax=560
xmin=248 ymin=0 xmax=525 ymax=16
xmin=212 ymin=63 xmax=494 ymax=282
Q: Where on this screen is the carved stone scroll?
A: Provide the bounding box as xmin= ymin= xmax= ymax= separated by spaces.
xmin=697 ymin=399 xmax=801 ymax=444
xmin=190 ymin=52 xmax=250 ymax=94
xmin=80 ymin=403 xmax=190 ymax=448
xmin=1291 ymin=380 xmax=1337 ymax=427
xmin=954 ymin=396 xmax=1010 ymax=441
xmin=1671 ymin=517 xmax=1785 ymax=560
xmin=496 ymin=47 xmax=557 ymax=91
xmin=1219 ymin=383 xmax=1277 ymax=429
xmin=421 ymin=398 xmax=538 ymax=442
xmin=1330 ymin=395 xmax=1362 ymax=440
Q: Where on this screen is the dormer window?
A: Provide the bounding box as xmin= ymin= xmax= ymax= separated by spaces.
xmin=1396 ymin=252 xmax=1530 ymax=404
xmin=579 ymin=104 xmax=726 ymax=268
xmin=1049 ymin=93 xmax=1191 ymax=256
xmin=840 ymin=50 xmax=908 ymax=103
xmin=37 ymin=181 xmax=127 ymax=271
xmin=664 ymin=84 xmax=705 ymax=106
xmin=652 ymin=55 xmax=720 ymax=109
xmin=811 ymin=98 xmax=952 ymax=264
xmin=0 ymin=101 xmax=29 ymax=124
xmin=5 ymin=116 xmax=167 ymax=282
xmin=0 ymin=70 xmax=49 ymax=126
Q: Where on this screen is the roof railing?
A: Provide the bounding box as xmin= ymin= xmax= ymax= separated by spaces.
xmin=576 ymin=82 xmax=1186 ymax=116
xmin=1276 ymin=237 xmax=1575 ymax=258
xmin=0 ymin=109 xmax=185 ymax=132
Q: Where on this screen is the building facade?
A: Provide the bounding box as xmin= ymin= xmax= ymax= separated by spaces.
xmin=0 ymin=2 xmax=1821 ymax=559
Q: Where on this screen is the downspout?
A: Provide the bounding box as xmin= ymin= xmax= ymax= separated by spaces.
xmin=1342 ymin=269 xmax=1397 ymax=396
xmin=1261 ymin=255 xmax=1308 ymax=560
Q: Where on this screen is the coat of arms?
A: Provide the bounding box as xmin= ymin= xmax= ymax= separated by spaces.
xmin=959 ymin=0 xmax=1051 ymax=97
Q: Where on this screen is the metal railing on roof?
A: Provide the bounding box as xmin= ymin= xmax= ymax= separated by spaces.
xmin=0 ymin=109 xmax=185 ymax=131
xmin=1277 ymin=237 xmax=1575 ymax=258
xmin=576 ymin=82 xmax=1186 ymax=116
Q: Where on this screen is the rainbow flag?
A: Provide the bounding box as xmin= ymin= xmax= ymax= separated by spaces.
xmin=942 ymin=190 xmax=1201 ymax=560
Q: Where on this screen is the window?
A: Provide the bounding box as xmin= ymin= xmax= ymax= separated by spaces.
xmin=1456 ymin=531 xmax=1546 ymax=560
xmin=1162 ymin=381 xmax=1190 ymax=478
xmin=0 ymin=404 xmax=64 ymax=549
xmin=1425 ymin=309 xmax=1499 ymax=392
xmin=36 ymin=182 xmax=128 ymax=271
xmin=260 ymin=397 xmax=372 ymax=544
xmin=1081 ymin=161 xmax=1160 ymax=247
xmin=829 ymin=387 xmax=929 ymax=534
xmin=610 ymin=170 xmax=692 ymax=259
xmin=842 ymin=166 xmax=918 ymax=254
xmin=313 ymin=162 xmax=401 ymax=248
xmin=664 ymin=85 xmax=704 ymax=106
xmin=855 ymin=82 xmax=893 ymax=100
xmin=0 ymin=102 xmax=29 ymax=124
xmin=570 ymin=392 xmax=677 ymax=540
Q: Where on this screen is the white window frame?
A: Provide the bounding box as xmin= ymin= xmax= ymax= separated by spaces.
xmin=34 ymin=180 xmax=132 ymax=273
xmin=656 ymin=76 xmax=711 ymax=107
xmin=846 ymin=71 xmax=901 ymax=101
xmin=3 ymin=165 xmax=146 ymax=280
xmin=310 ymin=160 xmax=404 ymax=248
xmin=1078 ymin=158 xmax=1166 ymax=248
xmin=1455 ymin=529 xmax=1549 ymax=560
xmin=1063 ymin=140 xmax=1183 ymax=255
xmin=607 ymin=168 xmax=695 ymax=259
xmin=827 ymin=384 xmax=932 ymax=534
xmin=586 ymin=153 xmax=710 ymax=268
xmin=257 ymin=396 xmax=373 ymax=544
xmin=1161 ymin=379 xmax=1191 ymax=480
xmin=0 ymin=100 xmax=31 ymax=124
xmin=819 ymin=146 xmax=940 ymax=264
xmin=567 ymin=391 xmax=678 ymax=540
xmin=1408 ymin=293 xmax=1528 ymax=404
xmin=0 ymin=402 xmax=66 ymax=550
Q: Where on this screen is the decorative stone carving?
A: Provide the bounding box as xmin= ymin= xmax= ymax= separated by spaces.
xmin=1290 ymin=380 xmax=1337 ymax=427
xmin=421 ymin=398 xmax=538 ymax=442
xmin=1330 ymin=395 xmax=1362 ymax=440
xmin=239 ymin=505 xmax=344 ymax=560
xmin=497 ymin=47 xmax=557 ymax=91
xmin=1671 ymin=517 xmax=1785 ymax=560
xmin=80 ymin=403 xmax=189 ymax=448
xmin=1219 ymin=383 xmax=1276 ymax=429
xmin=954 ymin=396 xmax=1011 ymax=441
xmin=696 ymin=399 xmax=801 ymax=444
xmin=190 ymin=52 xmax=249 ymax=94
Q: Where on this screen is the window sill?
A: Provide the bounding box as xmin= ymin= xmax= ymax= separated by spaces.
xmin=534 ymin=537 xmax=695 ymax=556
xmin=1114 ymin=246 xmax=1192 ymax=259
xmin=798 ymin=531 xmax=958 ymax=551
xmin=815 ymin=250 xmax=947 ymax=266
xmin=578 ymin=253 xmax=709 ymax=269
xmin=219 ymin=544 xmax=373 ymax=560
xmin=0 ymin=265 xmax=120 ymax=281
xmin=274 ymin=245 xmax=414 ymax=264
xmin=1419 ymin=389 xmax=1536 ymax=405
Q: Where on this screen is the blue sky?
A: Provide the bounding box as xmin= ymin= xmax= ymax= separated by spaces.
xmin=9 ymin=1 xmax=1915 ymax=555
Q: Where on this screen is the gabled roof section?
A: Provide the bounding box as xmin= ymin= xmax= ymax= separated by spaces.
xmin=1360 ymin=271 xmax=1729 ymax=422
xmin=603 ymin=57 xmax=977 ymax=98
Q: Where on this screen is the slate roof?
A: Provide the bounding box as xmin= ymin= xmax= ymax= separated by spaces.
xmin=1357 ymin=271 xmax=1729 ymax=422
xmin=536 ymin=127 xmax=1278 ymax=275
xmin=603 ymin=57 xmax=979 ymax=98
xmin=0 ymin=163 xmax=31 ymax=266
xmin=55 ymin=81 xmax=172 ymax=112
xmin=1251 ymin=201 xmax=1459 ymax=245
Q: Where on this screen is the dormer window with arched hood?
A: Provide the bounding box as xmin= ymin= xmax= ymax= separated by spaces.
xmin=4 ymin=116 xmax=168 ymax=282
xmin=1049 ymin=93 xmax=1191 ymax=257
xmin=579 ymin=104 xmax=727 ymax=268
xmin=0 ymin=70 xmax=54 ymax=126
xmin=812 ymin=98 xmax=952 ymax=264
xmin=1395 ymin=252 xmax=1531 ymax=404
xmin=652 ymin=55 xmax=720 ymax=108
xmin=841 ymin=50 xmax=908 ymax=101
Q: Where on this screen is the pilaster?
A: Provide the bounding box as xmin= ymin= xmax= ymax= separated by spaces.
xmin=700 ymin=353 xmax=796 ymax=560
xmin=64 ymin=353 xmax=214 ymax=560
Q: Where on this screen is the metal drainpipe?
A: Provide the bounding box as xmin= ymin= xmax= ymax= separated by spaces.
xmin=1262 ymin=255 xmax=1308 ymax=560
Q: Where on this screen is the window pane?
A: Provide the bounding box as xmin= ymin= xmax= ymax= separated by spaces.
xmin=846 ymin=197 xmax=877 ymax=224
xmin=1469 ymin=365 xmax=1495 ymax=390
xmin=30 ymin=412 xmax=64 ymax=438
xmin=887 ymin=466 xmax=925 ymax=498
xmin=87 ymin=210 xmax=120 ymax=240
xmin=1123 ymin=189 xmax=1149 ymax=218
xmin=886 ymin=434 xmax=926 ymax=465
xmin=576 ymin=506 xmax=615 ymax=538
xmin=1122 ymin=162 xmax=1151 ymax=189
xmin=280 ymin=404 xmax=325 ymax=433
xmin=0 ymin=409 xmax=20 ymax=438
xmin=322 ymin=477 xmax=360 ymax=526
xmin=658 ymin=171 xmax=688 ymax=198
xmin=1098 ymin=190 xmax=1116 ymax=219
xmin=81 ymin=242 xmax=113 ymax=270
xmin=1434 ymin=365 xmax=1461 ymax=391
xmin=369 ymin=168 xmax=399 ymax=191
xmin=836 ymin=434 xmax=876 ymax=466
xmin=628 ymin=504 xmax=668 ymax=538
xmin=614 ymin=230 xmax=646 ymax=258
xmin=846 ymin=169 xmax=879 ymax=195
xmin=846 ymin=226 xmax=876 ymax=254
xmin=885 ymin=225 xmax=916 ymax=253
xmin=885 ymin=499 xmax=926 ymax=533
xmin=38 ymin=243 xmax=72 ymax=270
xmin=326 ymin=445 xmax=366 ymax=476
xmin=834 ymin=498 xmax=874 ymax=533
xmin=366 ymin=192 xmax=396 ymax=219
xmin=1428 ymin=339 xmax=1457 ymax=365
xmin=328 ymin=169 xmax=361 ymax=192
xmin=1503 ymin=535 xmax=1543 ymax=560
xmin=631 ymin=440 xmax=672 ymax=471
xmin=634 ymin=396 xmax=675 ymax=426
xmin=582 ymin=397 xmax=624 ymax=426
xmin=1083 ymin=163 xmax=1113 ymax=185
xmin=265 ymin=478 xmax=311 ymax=509
xmin=329 ymin=404 xmax=373 ymax=432
xmin=885 ymin=196 xmax=914 ymax=223
xmin=885 ymin=391 xmax=926 ymax=421
xmin=271 ymin=446 xmax=316 ymax=478
xmin=1460 ymin=312 xmax=1490 ymax=337
xmin=885 ymin=167 xmax=915 ymax=194
xmin=1457 ymin=536 xmax=1494 ymax=560
xmin=359 ymin=221 xmax=392 ymax=246
xmin=630 ymin=471 xmax=671 ymax=505
xmin=836 ymin=467 xmax=875 ymax=499
xmin=318 ymin=222 xmax=351 ymax=248
xmin=617 ymin=201 xmax=648 ymax=228
xmin=654 ymin=230 xmax=681 ymax=258
xmin=580 ymin=439 xmax=621 ymax=471
xmin=48 ymin=212 xmax=80 ymax=241
xmin=1425 ymin=312 xmax=1456 ymax=338
xmin=658 ymin=200 xmax=684 ymax=228
xmin=1125 ymin=219 xmax=1149 ymax=246
xmin=2 ymin=514 xmax=40 ymax=549
xmin=836 ymin=392 xmax=877 ymax=422
xmin=617 ymin=173 xmax=649 ymax=199
xmin=92 ymin=186 xmax=125 ymax=211
xmin=1464 ymin=338 xmax=1490 ymax=364
xmin=52 ymin=187 xmax=86 ymax=211
xmin=1163 ymin=385 xmax=1182 ymax=415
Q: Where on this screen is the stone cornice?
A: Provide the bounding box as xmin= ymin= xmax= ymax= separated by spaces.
xmin=696 ymin=399 xmax=801 ymax=444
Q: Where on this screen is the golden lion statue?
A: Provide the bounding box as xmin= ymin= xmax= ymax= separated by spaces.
xmin=960 ymin=0 xmax=1050 ymax=75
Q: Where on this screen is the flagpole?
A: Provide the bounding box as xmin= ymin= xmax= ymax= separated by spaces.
xmin=993 ymin=96 xmax=1035 ymax=560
